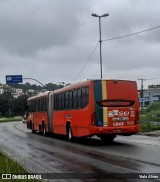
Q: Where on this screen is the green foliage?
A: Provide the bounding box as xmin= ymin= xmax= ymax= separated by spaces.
xmin=0 ymin=153 xmax=26 ymax=173
xmin=140 ymin=102 xmax=160 ymax=132
xmin=11 ymin=95 xmax=28 ymax=116
xmin=9 ymin=82 xmax=64 ymax=92
xmin=0 ymin=82 xmax=65 ymax=117
xmin=0 ymin=153 xmax=41 ymax=182
xmin=0 ymin=117 xmax=22 ymax=123
xmin=0 ymin=92 xmax=28 ymax=117
xmin=0 ymin=92 xmax=14 ymax=117
xmin=45 ymin=83 xmax=63 ymax=91
xmin=140 ymin=121 xmax=160 ymax=132
xmin=140 ymin=102 xmax=160 ymax=122
xmin=146 ymin=102 xmax=160 ymax=113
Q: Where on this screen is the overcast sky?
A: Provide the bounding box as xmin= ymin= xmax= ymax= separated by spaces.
xmin=0 ymin=0 xmax=160 ymax=89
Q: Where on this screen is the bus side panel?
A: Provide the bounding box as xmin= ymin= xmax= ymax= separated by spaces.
xmin=33 ymin=112 xmax=48 ymax=131
xmin=69 ymin=81 xmax=95 ymax=137
xmin=68 ymin=82 xmax=94 ymax=137
xmin=53 ymin=81 xmax=94 ymax=137
xmin=67 ymin=109 xmax=91 ymax=137
xmin=48 ymin=92 xmax=54 ymax=133
xmin=53 ymin=105 xmax=92 ymax=136
xmin=53 ymin=111 xmax=65 ymax=134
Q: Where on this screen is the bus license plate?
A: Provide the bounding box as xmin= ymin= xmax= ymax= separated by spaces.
xmin=113 ymin=129 xmax=122 ymax=133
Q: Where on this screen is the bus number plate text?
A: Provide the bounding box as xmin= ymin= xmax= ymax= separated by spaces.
xmin=113 ymin=122 xmax=124 ymax=127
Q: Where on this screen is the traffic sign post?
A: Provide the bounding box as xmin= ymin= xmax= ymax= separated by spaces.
xmin=6 ymin=75 xmax=23 ymax=84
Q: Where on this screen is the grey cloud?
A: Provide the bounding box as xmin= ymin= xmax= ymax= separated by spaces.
xmin=0 ymin=0 xmax=160 ymax=88
xmin=0 ymin=0 xmax=90 ymax=56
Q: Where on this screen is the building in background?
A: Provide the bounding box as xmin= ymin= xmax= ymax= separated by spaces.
xmin=139 ymin=84 xmax=160 ymax=108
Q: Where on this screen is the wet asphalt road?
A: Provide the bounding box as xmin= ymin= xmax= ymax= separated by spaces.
xmin=0 ymin=122 xmax=160 ymax=182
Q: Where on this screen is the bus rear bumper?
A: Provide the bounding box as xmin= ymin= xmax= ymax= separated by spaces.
xmin=90 ymin=125 xmax=140 ymax=135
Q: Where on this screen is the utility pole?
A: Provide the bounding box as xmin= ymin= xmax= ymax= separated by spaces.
xmin=138 ymin=78 xmax=146 ymax=98
xmin=138 ymin=78 xmax=146 ymax=109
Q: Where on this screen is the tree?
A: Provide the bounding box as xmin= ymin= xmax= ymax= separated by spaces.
xmin=0 ymin=91 xmax=14 ymax=117
xmin=11 ymin=95 xmax=28 ymax=116
xmin=46 ymin=83 xmax=63 ymax=91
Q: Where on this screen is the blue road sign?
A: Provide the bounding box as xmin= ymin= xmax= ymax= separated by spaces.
xmin=139 ymin=98 xmax=148 ymax=103
xmin=6 ymin=75 xmax=23 ymax=84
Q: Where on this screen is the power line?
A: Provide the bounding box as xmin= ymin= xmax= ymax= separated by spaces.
xmin=137 ymin=76 xmax=160 ymax=82
xmin=72 ymin=25 xmax=160 ymax=83
xmin=103 ymin=25 xmax=160 ymax=42
xmin=72 ymin=41 xmax=99 ymax=83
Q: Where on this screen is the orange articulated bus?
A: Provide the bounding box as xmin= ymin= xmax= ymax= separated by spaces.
xmin=26 ymin=79 xmax=140 ymax=142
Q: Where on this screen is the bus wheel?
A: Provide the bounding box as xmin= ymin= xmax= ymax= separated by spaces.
xmin=100 ymin=135 xmax=116 ymax=143
xmin=42 ymin=123 xmax=47 ymax=136
xmin=32 ymin=124 xmax=36 ymax=133
xmin=30 ymin=121 xmax=32 ymax=129
xmin=67 ymin=124 xmax=73 ymax=142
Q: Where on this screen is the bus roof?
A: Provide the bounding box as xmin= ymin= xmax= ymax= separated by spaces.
xmin=27 ymin=91 xmax=50 ymax=101
xmin=53 ymin=79 xmax=136 ymax=93
xmin=27 ymin=79 xmax=136 ymax=100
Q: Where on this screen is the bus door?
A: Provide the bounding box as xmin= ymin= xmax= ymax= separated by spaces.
xmin=94 ymin=80 xmax=138 ymax=128
xmin=48 ymin=92 xmax=54 ymax=132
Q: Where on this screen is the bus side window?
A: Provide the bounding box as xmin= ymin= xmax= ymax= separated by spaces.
xmin=77 ymin=89 xmax=82 ymax=108
xmin=42 ymin=98 xmax=44 ymax=111
xmin=82 ymin=87 xmax=89 ymax=108
xmin=73 ymin=89 xmax=77 ymax=109
xmin=39 ymin=99 xmax=41 ymax=111
xmin=68 ymin=91 xmax=73 ymax=109
xmin=58 ymin=94 xmax=62 ymax=110
xmin=54 ymin=94 xmax=58 ymax=110
xmin=61 ymin=93 xmax=65 ymax=110
xmin=44 ymin=97 xmax=46 ymax=111
xmin=33 ymin=100 xmax=36 ymax=112
xmin=65 ymin=92 xmax=69 ymax=110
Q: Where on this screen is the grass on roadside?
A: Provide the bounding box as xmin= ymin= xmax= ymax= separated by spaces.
xmin=0 ymin=153 xmax=26 ymax=174
xmin=140 ymin=120 xmax=160 ymax=132
xmin=140 ymin=102 xmax=160 ymax=132
xmin=0 ymin=116 xmax=22 ymax=123
xmin=0 ymin=152 xmax=41 ymax=182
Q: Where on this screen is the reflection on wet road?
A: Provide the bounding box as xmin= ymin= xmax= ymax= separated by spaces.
xmin=0 ymin=122 xmax=160 ymax=181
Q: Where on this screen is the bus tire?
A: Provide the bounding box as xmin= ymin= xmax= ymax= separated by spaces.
xmin=67 ymin=124 xmax=73 ymax=142
xmin=32 ymin=124 xmax=36 ymax=133
xmin=42 ymin=123 xmax=47 ymax=136
xmin=30 ymin=121 xmax=32 ymax=129
xmin=100 ymin=135 xmax=116 ymax=143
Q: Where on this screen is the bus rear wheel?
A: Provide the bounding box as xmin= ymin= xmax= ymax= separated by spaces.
xmin=67 ymin=124 xmax=73 ymax=142
xmin=32 ymin=124 xmax=36 ymax=133
xmin=100 ymin=135 xmax=116 ymax=143
xmin=42 ymin=123 xmax=47 ymax=136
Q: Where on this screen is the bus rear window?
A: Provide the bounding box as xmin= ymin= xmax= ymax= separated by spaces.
xmin=97 ymin=100 xmax=135 ymax=107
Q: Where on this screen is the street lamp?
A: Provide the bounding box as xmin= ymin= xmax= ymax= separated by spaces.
xmin=91 ymin=13 xmax=109 ymax=79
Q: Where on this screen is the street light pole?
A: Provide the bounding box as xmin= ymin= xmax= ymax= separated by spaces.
xmin=91 ymin=13 xmax=109 ymax=79
xmin=99 ymin=16 xmax=102 ymax=79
